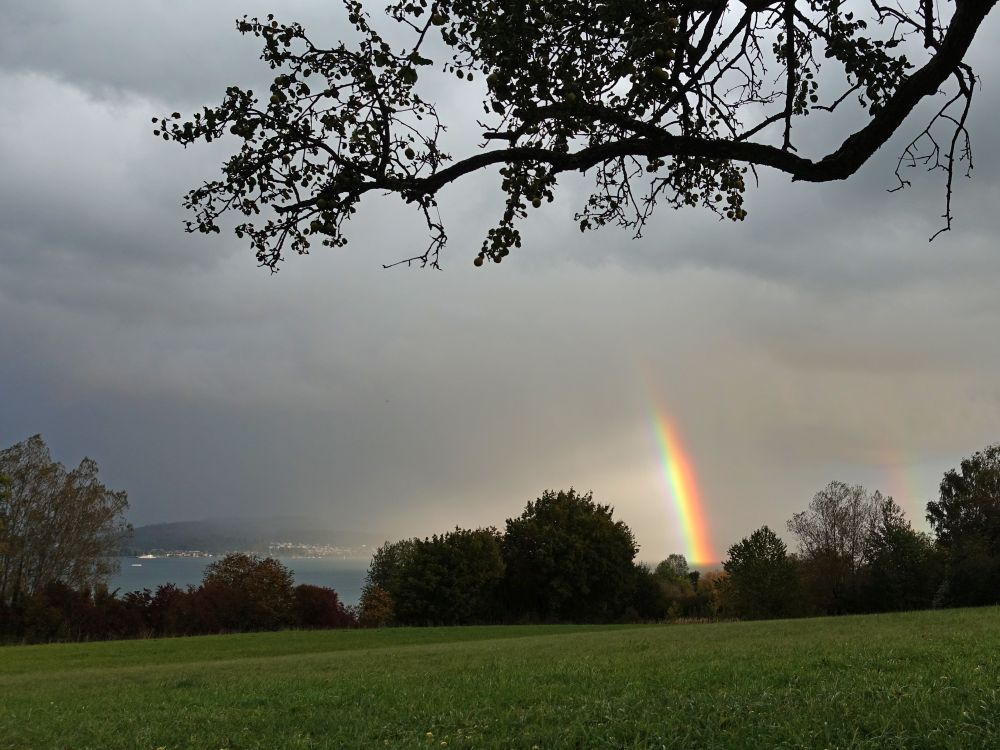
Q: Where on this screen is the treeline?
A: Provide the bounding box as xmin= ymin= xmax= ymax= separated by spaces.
xmin=359 ymin=443 xmax=1000 ymax=625
xmin=4 ymin=435 xmax=1000 ymax=639
xmin=721 ymin=488 xmax=938 ymax=620
xmin=1 ymin=436 xmax=355 ymax=644
xmin=722 ymin=443 xmax=1000 ymax=619
xmin=355 ymin=488 xmax=724 ymax=626
xmin=0 ymin=553 xmax=356 ymax=644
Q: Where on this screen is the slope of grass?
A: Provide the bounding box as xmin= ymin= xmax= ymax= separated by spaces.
xmin=1 ymin=609 xmax=998 ymax=749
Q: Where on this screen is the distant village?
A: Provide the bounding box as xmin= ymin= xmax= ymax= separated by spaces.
xmin=265 ymin=541 xmax=372 ymax=559
xmin=135 ymin=542 xmax=372 ymax=560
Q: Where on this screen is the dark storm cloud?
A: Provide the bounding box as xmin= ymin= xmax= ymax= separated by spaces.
xmin=2 ymin=1 xmax=999 ymax=558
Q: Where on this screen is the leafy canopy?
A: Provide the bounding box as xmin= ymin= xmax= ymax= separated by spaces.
xmin=0 ymin=435 xmax=130 ymax=605
xmin=503 ymin=488 xmax=638 ymax=622
xmin=926 ymin=442 xmax=1000 ymax=606
xmin=927 ymin=442 xmax=1000 ymax=550
xmin=160 ymin=0 xmax=996 ymax=269
xmin=722 ymin=525 xmax=799 ymax=619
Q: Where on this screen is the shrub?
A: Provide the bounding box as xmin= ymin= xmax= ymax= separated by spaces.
xmin=294 ymin=584 xmax=356 ymax=629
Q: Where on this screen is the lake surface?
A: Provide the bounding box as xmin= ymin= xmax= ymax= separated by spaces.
xmin=110 ymin=556 xmax=368 ymax=605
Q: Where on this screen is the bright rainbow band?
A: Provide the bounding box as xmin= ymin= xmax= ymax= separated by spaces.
xmin=651 ymin=411 xmax=715 ymax=565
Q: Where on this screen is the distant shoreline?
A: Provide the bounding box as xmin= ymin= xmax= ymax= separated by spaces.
xmin=111 ymin=555 xmax=369 ymax=605
xmin=126 ymin=551 xmax=373 ymax=561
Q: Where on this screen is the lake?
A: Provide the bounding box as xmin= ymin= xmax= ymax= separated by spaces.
xmin=110 ymin=556 xmax=369 ymax=605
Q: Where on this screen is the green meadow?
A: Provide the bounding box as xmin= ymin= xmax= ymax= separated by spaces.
xmin=2 ymin=609 xmax=999 ymax=749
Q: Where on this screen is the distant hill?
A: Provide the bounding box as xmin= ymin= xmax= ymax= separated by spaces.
xmin=123 ymin=517 xmax=379 ymax=557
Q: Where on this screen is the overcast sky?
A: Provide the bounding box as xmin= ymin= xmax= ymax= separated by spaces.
xmin=2 ymin=1 xmax=999 ymax=563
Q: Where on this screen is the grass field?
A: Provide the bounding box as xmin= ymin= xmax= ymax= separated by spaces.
xmin=2 ymin=609 xmax=999 ymax=749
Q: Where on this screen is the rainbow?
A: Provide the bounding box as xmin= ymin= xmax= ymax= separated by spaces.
xmin=650 ymin=410 xmax=716 ymax=565
xmin=877 ymin=447 xmax=933 ymax=527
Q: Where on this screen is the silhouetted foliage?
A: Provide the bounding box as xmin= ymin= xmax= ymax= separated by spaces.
xmin=503 ymin=488 xmax=639 ymax=622
xmin=787 ymin=481 xmax=887 ymax=614
xmin=161 ymin=0 xmax=996 ymax=270
xmin=363 ymin=528 xmax=505 ymax=626
xmin=650 ymin=553 xmax=709 ymax=619
xmin=0 ymin=475 xmax=8 ymax=556
xmin=359 ymin=489 xmax=651 ymax=625
xmin=858 ymin=498 xmax=941 ymax=612
xmin=294 ymin=584 xmax=356 ymax=628
xmin=365 ymin=538 xmax=418 ymax=599
xmin=200 ymin=553 xmax=297 ymax=631
xmin=723 ymin=526 xmax=800 ymax=620
xmin=394 ymin=527 xmax=505 ymax=625
xmin=10 ymin=442 xmax=1000 ymax=641
xmin=630 ymin=563 xmax=670 ymax=621
xmin=0 ymin=553 xmax=356 ymax=644
xmin=927 ymin=443 xmax=1000 ymax=606
xmin=655 ymin=553 xmax=691 ymax=583
xmin=357 ymin=584 xmax=395 ymax=628
xmin=148 ymin=583 xmax=193 ymax=634
xmin=0 ymin=435 xmax=130 ymax=607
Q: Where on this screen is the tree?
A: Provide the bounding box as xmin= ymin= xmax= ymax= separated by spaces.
xmin=926 ymin=442 xmax=1000 ymax=606
xmin=502 ymin=488 xmax=638 ymax=622
xmin=654 ymin=553 xmax=691 ymax=583
xmin=147 ymin=583 xmax=194 ymax=635
xmin=159 ymin=0 xmax=996 ymax=270
xmin=651 ymin=553 xmax=706 ymax=619
xmin=293 ymin=584 xmax=357 ymax=628
xmin=199 ymin=553 xmax=296 ymax=630
xmin=927 ymin=442 xmax=1000 ymax=549
xmin=631 ymin=563 xmax=670 ymax=621
xmin=365 ymin=537 xmax=418 ymax=596
xmin=391 ymin=527 xmax=505 ymax=625
xmin=0 ymin=474 xmax=8 ymax=558
xmin=859 ymin=497 xmax=940 ymax=611
xmin=0 ymin=436 xmax=130 ymax=606
xmin=358 ymin=584 xmax=395 ymax=627
xmin=723 ymin=526 xmax=799 ymax=619
xmin=362 ymin=536 xmax=416 ymax=624
xmin=786 ymin=481 xmax=886 ymax=614
xmin=698 ymin=569 xmax=729 ymax=618
xmin=362 ymin=529 xmax=504 ymax=625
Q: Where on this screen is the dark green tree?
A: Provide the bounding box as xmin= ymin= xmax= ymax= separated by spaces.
xmin=362 ymin=529 xmax=504 ymax=625
xmin=858 ymin=498 xmax=940 ymax=612
xmin=926 ymin=442 xmax=1000 ymax=606
xmin=502 ymin=488 xmax=638 ymax=622
xmin=722 ymin=526 xmax=799 ymax=620
xmin=364 ymin=537 xmax=418 ymax=595
xmin=630 ymin=563 xmax=670 ymax=621
xmin=161 ymin=0 xmax=995 ymax=269
xmin=392 ymin=527 xmax=505 ymax=625
xmin=652 ymin=553 xmax=707 ymax=619
xmin=361 ymin=537 xmax=417 ymax=624
xmin=654 ymin=553 xmax=690 ymax=583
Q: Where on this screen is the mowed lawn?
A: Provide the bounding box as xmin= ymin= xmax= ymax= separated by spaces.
xmin=2 ymin=609 xmax=999 ymax=749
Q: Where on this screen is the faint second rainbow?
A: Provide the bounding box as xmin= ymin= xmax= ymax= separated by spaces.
xmin=877 ymin=446 xmax=933 ymax=526
xmin=650 ymin=408 xmax=716 ymax=565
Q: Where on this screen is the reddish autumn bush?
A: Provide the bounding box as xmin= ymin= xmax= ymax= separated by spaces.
xmin=294 ymin=584 xmax=357 ymax=629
